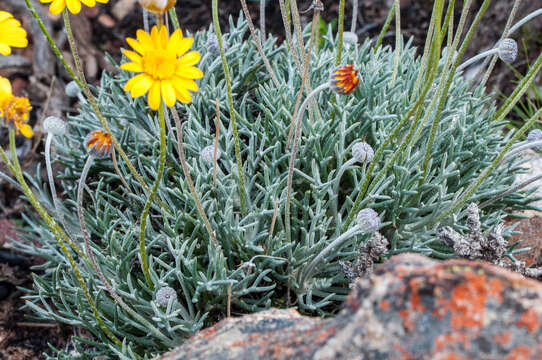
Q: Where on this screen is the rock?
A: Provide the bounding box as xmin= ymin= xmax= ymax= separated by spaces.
xmin=155 ymin=254 xmax=542 ymax=360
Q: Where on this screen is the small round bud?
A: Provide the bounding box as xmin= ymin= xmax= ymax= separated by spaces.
xmin=207 ymin=35 xmax=227 ymax=56
xmin=138 ymin=0 xmax=176 ymax=13
xmin=527 ymin=129 xmax=542 ymax=151
xmin=84 ymin=130 xmax=113 ymax=159
xmin=156 ymin=286 xmax=177 ymax=306
xmin=330 ymin=65 xmax=360 ymax=95
xmin=498 ymin=38 xmax=517 ymax=63
xmin=65 ymin=81 xmax=81 ymax=98
xmin=200 ymin=144 xmax=221 ymax=163
xmin=352 ymin=142 xmax=374 ymax=163
xmin=356 ymin=208 xmax=380 ymax=233
xmin=43 ymin=116 xmax=67 ymax=136
xmin=343 ymin=32 xmax=358 ymax=46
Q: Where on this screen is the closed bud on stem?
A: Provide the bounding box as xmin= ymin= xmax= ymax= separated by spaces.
xmin=356 ymin=208 xmax=380 ymax=233
xmin=84 ymin=130 xmax=113 ymax=159
xmin=43 ymin=116 xmax=67 ymax=136
xmin=498 ymin=38 xmax=518 ymax=63
xmin=200 ymin=144 xmax=221 ymax=163
xmin=155 ymin=286 xmax=177 ymax=306
xmin=527 ymin=129 xmax=542 ymax=151
xmin=330 ymin=65 xmax=360 ymax=95
xmin=65 ymin=81 xmax=81 ymax=98
xmin=352 ymin=142 xmax=374 ymax=163
xmin=137 ymin=0 xmax=176 ymax=13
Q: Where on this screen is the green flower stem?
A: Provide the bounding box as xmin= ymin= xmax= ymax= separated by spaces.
xmin=390 ymin=0 xmax=401 ymax=86
xmin=5 ymin=137 xmax=86 ymax=260
xmin=23 ymin=0 xmax=82 ymax=89
xmin=433 ymin=104 xmax=542 ymax=228
xmin=0 ymin=130 xmax=120 ymax=347
xmin=62 ymin=10 xmax=172 ymax=216
xmin=168 ymin=7 xmax=181 ymax=31
xmin=77 ymin=156 xmax=173 ymax=345
xmin=111 ymin=147 xmax=131 ymax=191
xmin=289 ymin=0 xmax=306 ymax=64
xmin=139 ymin=103 xmax=167 ymax=290
xmin=285 ymin=82 xmax=330 ymax=243
xmin=239 ymin=0 xmax=280 ymax=87
xmin=170 ymin=107 xmax=218 ymax=246
xmin=212 ymin=0 xmax=247 ymax=217
xmin=336 ymin=0 xmax=346 ymax=65
xmin=420 ymin=0 xmax=482 ymax=186
xmin=374 ymin=3 xmax=395 ymax=51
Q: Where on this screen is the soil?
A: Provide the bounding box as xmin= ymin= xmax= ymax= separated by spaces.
xmin=0 ymin=0 xmax=541 ymax=358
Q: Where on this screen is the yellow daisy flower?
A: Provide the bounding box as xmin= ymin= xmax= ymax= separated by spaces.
xmin=121 ymin=26 xmax=203 ymax=111
xmin=138 ymin=0 xmax=176 ymax=14
xmin=0 ymin=12 xmax=28 ymax=56
xmin=40 ymin=0 xmax=109 ymax=15
xmin=0 ymin=76 xmax=33 ymax=138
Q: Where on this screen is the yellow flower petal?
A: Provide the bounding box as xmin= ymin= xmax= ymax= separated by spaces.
xmin=161 ymin=80 xmax=176 ymax=107
xmin=0 ymin=44 xmax=10 ymax=56
xmin=49 ymin=0 xmax=67 ymax=15
xmin=173 ymin=77 xmax=198 ymax=92
xmin=120 ymin=62 xmax=143 ymax=73
xmin=176 ymin=66 xmax=203 ymax=79
xmin=148 ymin=81 xmax=161 ymax=110
xmin=130 ymin=74 xmax=153 ymax=98
xmin=66 ymin=0 xmax=82 ymax=14
xmin=19 ymin=124 xmax=33 ymax=138
xmin=179 ymin=51 xmax=201 ymax=66
xmin=0 ymin=76 xmax=13 ymax=101
xmin=126 ymin=37 xmax=145 ymax=55
xmin=122 ymin=49 xmax=142 ymax=64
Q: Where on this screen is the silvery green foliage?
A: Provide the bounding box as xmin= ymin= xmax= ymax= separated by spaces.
xmin=14 ymin=15 xmax=535 ymax=358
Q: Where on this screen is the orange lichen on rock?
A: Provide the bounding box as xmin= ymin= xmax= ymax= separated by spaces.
xmin=517 ymin=307 xmax=540 ymax=333
xmin=409 ymin=277 xmax=426 ymax=312
xmin=439 ymin=272 xmax=503 ymax=330
xmin=506 ymin=345 xmax=533 ymax=360
xmin=314 ymin=327 xmax=336 ymax=345
xmin=434 ymin=332 xmax=468 ymax=353
xmin=380 ymin=299 xmax=390 ymax=311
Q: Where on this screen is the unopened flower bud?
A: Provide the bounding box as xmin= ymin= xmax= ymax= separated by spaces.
xmin=356 ymin=208 xmax=380 ymax=233
xmin=343 ymin=32 xmax=358 ymax=46
xmin=200 ymin=144 xmax=221 ymax=163
xmin=65 ymin=81 xmax=81 ymax=98
xmin=527 ymin=129 xmax=542 ymax=151
xmin=156 ymin=286 xmax=177 ymax=306
xmin=352 ymin=142 xmax=374 ymax=163
xmin=330 ymin=65 xmax=360 ymax=95
xmin=138 ymin=0 xmax=176 ymax=13
xmin=498 ymin=38 xmax=518 ymax=63
xmin=84 ymin=130 xmax=113 ymax=159
xmin=43 ymin=116 xmax=67 ymax=136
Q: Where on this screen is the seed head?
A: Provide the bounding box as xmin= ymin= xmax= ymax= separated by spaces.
xmin=84 ymin=130 xmax=113 ymax=159
xmin=356 ymin=208 xmax=380 ymax=233
xmin=200 ymin=144 xmax=221 ymax=163
xmin=352 ymin=142 xmax=374 ymax=163
xmin=527 ymin=129 xmax=542 ymax=151
xmin=43 ymin=116 xmax=67 ymax=136
xmin=498 ymin=38 xmax=517 ymax=63
xmin=156 ymin=286 xmax=177 ymax=306
xmin=65 ymin=81 xmax=81 ymax=98
xmin=330 ymin=65 xmax=360 ymax=95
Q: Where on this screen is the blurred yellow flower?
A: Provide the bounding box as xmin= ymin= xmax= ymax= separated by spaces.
xmin=121 ymin=26 xmax=203 ymax=110
xmin=40 ymin=0 xmax=109 ymax=15
xmin=0 ymin=76 xmax=33 ymax=138
xmin=0 ymin=12 xmax=28 ymax=56
xmin=138 ymin=0 xmax=176 ymax=13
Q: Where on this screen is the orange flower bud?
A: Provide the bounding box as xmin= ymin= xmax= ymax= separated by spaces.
xmin=330 ymin=65 xmax=360 ymax=95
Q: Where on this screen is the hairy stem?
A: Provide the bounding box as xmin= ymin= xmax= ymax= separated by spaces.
xmin=336 ymin=0 xmax=346 ymax=65
xmin=390 ymin=0 xmax=401 ymax=86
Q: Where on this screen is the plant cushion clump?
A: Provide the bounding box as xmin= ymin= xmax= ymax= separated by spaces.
xmin=16 ymin=16 xmax=534 ymax=358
